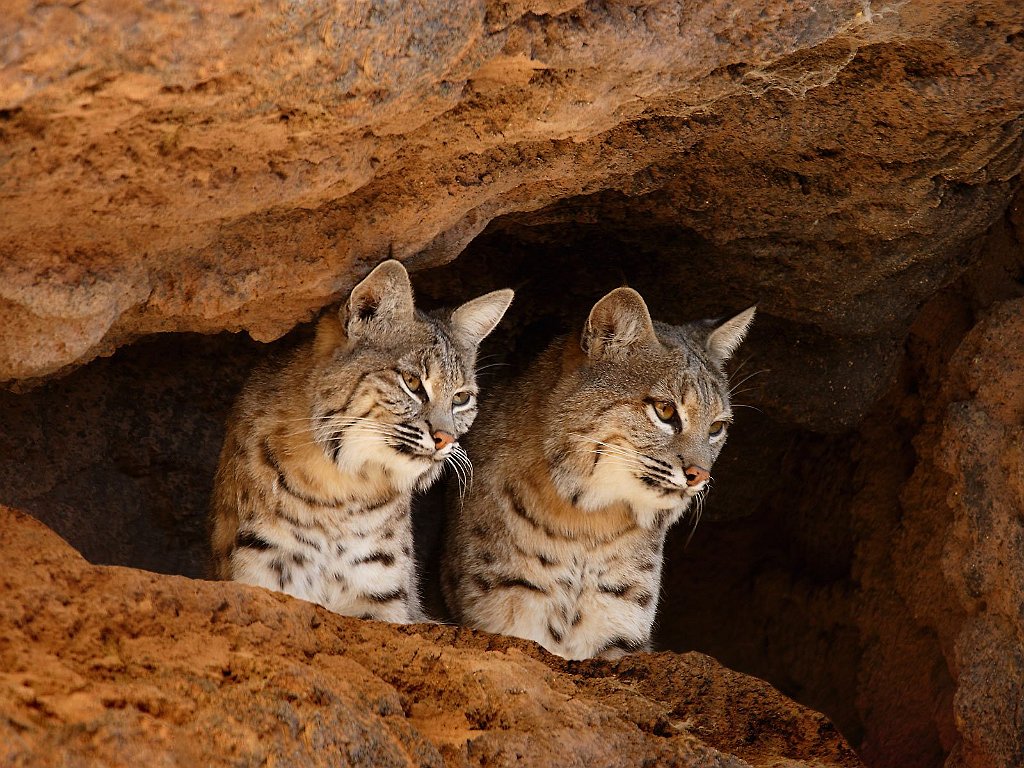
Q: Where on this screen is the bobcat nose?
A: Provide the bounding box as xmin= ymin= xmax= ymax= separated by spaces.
xmin=684 ymin=465 xmax=710 ymax=487
xmin=433 ymin=431 xmax=456 ymax=450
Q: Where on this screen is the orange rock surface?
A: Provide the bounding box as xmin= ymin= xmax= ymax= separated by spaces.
xmin=0 ymin=505 xmax=860 ymax=767
xmin=2 ymin=0 xmax=1022 ymax=388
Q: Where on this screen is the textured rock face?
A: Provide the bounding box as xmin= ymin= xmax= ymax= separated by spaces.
xmin=0 ymin=506 xmax=861 ymax=768
xmin=2 ymin=2 xmax=1024 ymax=767
xmin=651 ymin=209 xmax=1024 ymax=768
xmin=2 ymin=0 xmax=1023 ymax=409
xmin=861 ymin=297 xmax=1024 ymax=768
xmin=939 ymin=302 xmax=1024 ymax=768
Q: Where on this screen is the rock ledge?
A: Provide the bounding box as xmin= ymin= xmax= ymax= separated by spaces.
xmin=0 ymin=505 xmax=859 ymax=767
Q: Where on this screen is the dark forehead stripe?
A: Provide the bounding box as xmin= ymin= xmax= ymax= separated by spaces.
xmin=423 ymin=322 xmax=469 ymax=386
xmin=670 ymin=360 xmax=725 ymax=412
xmin=697 ymin=371 xmax=716 ymax=405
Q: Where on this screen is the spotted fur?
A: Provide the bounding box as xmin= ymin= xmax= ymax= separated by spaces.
xmin=442 ymin=287 xmax=753 ymax=657
xmin=211 ymin=260 xmax=512 ymax=622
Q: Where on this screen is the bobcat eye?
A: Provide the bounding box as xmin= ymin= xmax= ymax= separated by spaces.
xmin=452 ymin=391 xmax=472 ymax=407
xmin=709 ymin=420 xmax=727 ymax=437
xmin=401 ymin=372 xmax=424 ymax=393
xmin=653 ymin=401 xmax=676 ymax=423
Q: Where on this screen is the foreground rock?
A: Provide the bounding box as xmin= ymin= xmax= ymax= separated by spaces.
xmin=0 ymin=505 xmax=859 ymax=767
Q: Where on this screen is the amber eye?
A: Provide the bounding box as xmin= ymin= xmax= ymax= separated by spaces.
xmin=709 ymin=420 xmax=727 ymax=437
xmin=452 ymin=391 xmax=472 ymax=407
xmin=653 ymin=401 xmax=676 ymax=423
xmin=402 ymin=372 xmax=423 ymax=393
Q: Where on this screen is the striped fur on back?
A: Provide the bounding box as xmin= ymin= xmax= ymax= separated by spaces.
xmin=442 ymin=287 xmax=753 ymax=657
xmin=210 ymin=260 xmax=512 ymax=622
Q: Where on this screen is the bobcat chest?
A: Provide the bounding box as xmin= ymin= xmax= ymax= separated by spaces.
xmin=477 ymin=533 xmax=662 ymax=660
xmin=538 ymin=548 xmax=660 ymax=659
xmin=286 ymin=543 xmax=413 ymax=621
xmin=232 ymin=498 xmax=416 ymax=622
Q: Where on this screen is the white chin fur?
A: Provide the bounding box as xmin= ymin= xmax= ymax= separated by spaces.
xmin=576 ymin=457 xmax=684 ymax=519
xmin=336 ymin=426 xmax=433 ymax=491
xmin=685 ymin=479 xmax=709 ymax=495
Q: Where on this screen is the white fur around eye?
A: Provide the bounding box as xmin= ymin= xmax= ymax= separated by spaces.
xmin=398 ymin=373 xmax=425 ymax=403
xmin=452 ymin=393 xmax=476 ymax=412
xmin=709 ymin=418 xmax=730 ymax=443
xmin=645 ymin=403 xmax=677 ymax=435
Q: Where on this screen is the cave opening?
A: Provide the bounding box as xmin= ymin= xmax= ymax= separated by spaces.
xmin=1 ymin=191 xmax=1021 ymax=767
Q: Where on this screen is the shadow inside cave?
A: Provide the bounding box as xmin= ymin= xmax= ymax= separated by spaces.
xmin=0 ymin=213 xmax=899 ymax=754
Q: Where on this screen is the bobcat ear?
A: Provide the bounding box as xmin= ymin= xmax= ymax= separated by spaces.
xmin=581 ymin=287 xmax=658 ymax=359
xmin=705 ymin=306 xmax=756 ymax=363
xmin=450 ymin=289 xmax=514 ymax=348
xmin=342 ymin=259 xmax=415 ymax=339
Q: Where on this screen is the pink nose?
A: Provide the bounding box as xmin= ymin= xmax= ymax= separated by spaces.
xmin=433 ymin=431 xmax=455 ymax=450
xmin=684 ymin=465 xmax=710 ymax=487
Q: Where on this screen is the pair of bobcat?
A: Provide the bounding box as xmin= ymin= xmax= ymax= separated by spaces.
xmin=210 ymin=260 xmax=753 ymax=660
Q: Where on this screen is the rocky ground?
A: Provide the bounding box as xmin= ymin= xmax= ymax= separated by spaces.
xmin=0 ymin=505 xmax=861 ymax=768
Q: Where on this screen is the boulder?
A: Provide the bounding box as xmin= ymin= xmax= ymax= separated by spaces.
xmin=2 ymin=1 xmax=1024 ymax=766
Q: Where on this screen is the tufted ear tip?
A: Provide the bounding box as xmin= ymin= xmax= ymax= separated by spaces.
xmin=706 ymin=306 xmax=755 ymax=363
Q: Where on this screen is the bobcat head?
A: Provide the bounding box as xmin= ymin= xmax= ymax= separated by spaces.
xmin=543 ymin=287 xmax=754 ymax=527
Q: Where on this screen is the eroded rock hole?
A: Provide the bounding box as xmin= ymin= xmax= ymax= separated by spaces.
xmin=1 ymin=194 xmax=1022 ymax=768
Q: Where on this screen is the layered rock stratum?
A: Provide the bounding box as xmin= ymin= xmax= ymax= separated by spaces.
xmin=2 ymin=0 xmax=1022 ymax=421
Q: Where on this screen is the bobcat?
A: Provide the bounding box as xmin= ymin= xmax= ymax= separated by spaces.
xmin=441 ymin=287 xmax=753 ymax=658
xmin=210 ymin=259 xmax=512 ymax=622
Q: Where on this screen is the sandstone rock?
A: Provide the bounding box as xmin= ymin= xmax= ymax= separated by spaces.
xmin=0 ymin=505 xmax=860 ymax=767
xmin=1 ymin=2 xmax=1024 ymax=766
xmin=648 ymin=214 xmax=1024 ymax=768
xmin=2 ymin=0 xmax=1022 ymax=427
xmin=918 ymin=298 xmax=1024 ymax=768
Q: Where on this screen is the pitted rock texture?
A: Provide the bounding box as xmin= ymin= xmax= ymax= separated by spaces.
xmin=0 ymin=187 xmax=1021 ymax=768
xmin=2 ymin=0 xmax=1023 ymax=421
xmin=854 ymin=296 xmax=1024 ymax=768
xmin=651 ymin=210 xmax=1024 ymax=768
xmin=0 ymin=505 xmax=861 ymax=768
xmin=938 ymin=301 xmax=1024 ymax=768
xmin=2 ymin=2 xmax=1024 ymax=767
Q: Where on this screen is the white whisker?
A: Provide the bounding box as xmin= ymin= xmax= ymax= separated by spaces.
xmin=447 ymin=457 xmax=465 ymax=498
xmin=728 ymin=386 xmax=758 ymax=397
xmin=729 ymin=353 xmax=755 ymax=379
xmin=451 ymin=446 xmax=474 ymax=495
xmin=729 ymin=369 xmax=768 ymax=394
xmin=593 ymin=456 xmax=645 ymax=473
xmin=593 ymin=452 xmax=649 ymax=474
xmin=574 ymin=435 xmax=646 ymax=462
xmin=731 ymin=403 xmax=764 ymax=414
xmin=446 ymin=449 xmax=472 ymax=499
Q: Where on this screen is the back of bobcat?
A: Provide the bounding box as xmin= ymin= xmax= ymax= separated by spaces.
xmin=442 ymin=287 xmax=753 ymax=658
